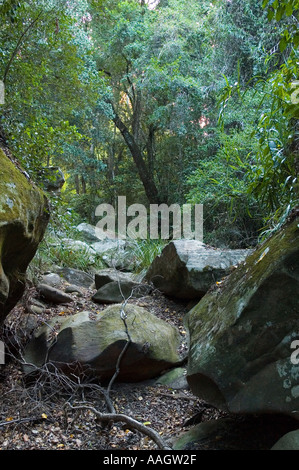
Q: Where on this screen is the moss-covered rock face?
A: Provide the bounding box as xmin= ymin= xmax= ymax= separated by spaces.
xmin=185 ymin=211 xmax=299 ymax=418
xmin=0 ymin=148 xmax=49 ymax=323
xmin=24 ymin=304 xmax=182 ymax=382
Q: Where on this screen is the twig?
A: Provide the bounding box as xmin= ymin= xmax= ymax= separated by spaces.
xmin=106 ymin=278 xmax=134 ymax=400
xmin=0 ymin=416 xmax=41 ymax=428
xmin=66 ymin=403 xmax=172 ymax=450
xmin=156 ymin=391 xmax=197 ymax=401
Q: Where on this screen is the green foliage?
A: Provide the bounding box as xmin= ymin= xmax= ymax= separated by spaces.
xmin=215 ymin=0 xmax=299 ymax=231
xmin=125 ymin=238 xmax=167 ymax=275
xmin=263 ymin=0 xmax=299 ymax=50
xmin=64 ymin=192 xmax=103 ymax=223
xmin=31 ymin=232 xmax=106 ymax=275
xmin=248 ymin=63 xmax=299 ymax=213
xmin=10 ymin=118 xmax=83 ymax=176
xmin=186 ymin=119 xmax=263 ymax=247
xmin=30 ymin=200 xmax=105 ymax=275
xmin=248 ymin=0 xmax=299 ymax=221
xmin=2 ymin=0 xmax=297 ymax=250
xmin=0 ymin=0 xmax=104 ymax=184
xmin=89 ymin=0 xmax=210 ymax=204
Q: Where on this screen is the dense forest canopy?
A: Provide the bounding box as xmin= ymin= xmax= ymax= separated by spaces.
xmin=0 ymin=0 xmax=298 ymax=247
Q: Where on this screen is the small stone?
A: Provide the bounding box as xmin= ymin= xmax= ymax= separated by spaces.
xmin=37 ymin=284 xmax=74 ymax=304
xmin=94 ymin=269 xmax=135 ymax=290
xmin=41 ymin=273 xmax=62 ymax=287
xmin=30 ymin=305 xmax=44 ymax=314
xmin=65 ymin=285 xmax=83 ymax=296
xmin=55 ymin=267 xmax=93 ymax=288
xmin=31 ymin=298 xmax=47 ymax=309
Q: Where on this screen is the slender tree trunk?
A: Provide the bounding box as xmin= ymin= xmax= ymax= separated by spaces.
xmin=74 ymin=174 xmax=80 ymax=194
xmin=147 ymin=125 xmax=155 ymax=176
xmin=132 ymin=89 xmax=142 ymax=143
xmin=111 ymin=108 xmax=161 ymax=205
xmin=81 ymin=175 xmax=86 ymax=194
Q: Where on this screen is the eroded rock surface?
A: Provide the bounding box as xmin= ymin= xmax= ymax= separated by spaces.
xmin=185 ymin=212 xmax=299 ymax=418
xmin=145 ymin=239 xmax=251 ymax=299
xmin=0 ymin=148 xmax=49 ymax=323
xmin=24 ymin=304 xmax=182 ymax=382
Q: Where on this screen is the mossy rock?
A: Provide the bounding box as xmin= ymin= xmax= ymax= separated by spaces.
xmin=24 ymin=304 xmax=182 ymax=382
xmin=185 ymin=211 xmax=299 ymax=417
xmin=0 ymin=148 xmax=49 ymax=323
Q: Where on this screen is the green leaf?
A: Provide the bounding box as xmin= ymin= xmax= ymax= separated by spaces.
xmin=279 ymin=37 xmax=287 ymax=52
xmin=267 ymin=9 xmax=274 ymax=21
xmin=275 ymin=6 xmax=285 ymax=21
xmin=293 ymin=33 xmax=299 ymax=48
xmin=285 ymin=3 xmax=293 ymax=16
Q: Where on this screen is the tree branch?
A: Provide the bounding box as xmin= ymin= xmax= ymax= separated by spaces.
xmin=66 ymin=403 xmax=172 ymax=450
xmin=106 ymin=283 xmax=134 ymax=407
xmin=108 ymin=99 xmax=161 ymax=204
xmin=3 ymin=11 xmax=43 ymax=84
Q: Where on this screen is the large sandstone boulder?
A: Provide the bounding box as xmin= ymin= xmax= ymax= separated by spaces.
xmin=92 ymin=280 xmax=151 ymax=304
xmin=185 ymin=212 xmax=299 ymax=418
xmin=0 ymin=148 xmax=49 ymax=324
xmin=145 ymin=239 xmax=251 ymax=299
xmin=24 ymin=304 xmax=182 ymax=382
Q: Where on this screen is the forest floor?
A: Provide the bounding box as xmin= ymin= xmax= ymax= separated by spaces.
xmin=0 ymin=285 xmax=297 ymax=452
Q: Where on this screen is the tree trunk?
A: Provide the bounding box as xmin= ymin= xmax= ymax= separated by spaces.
xmin=147 ymin=125 xmax=155 ymax=176
xmin=74 ymin=174 xmax=80 ymax=194
xmin=111 ymin=108 xmax=161 ymax=205
xmin=81 ymin=175 xmax=86 ymax=194
xmin=132 ymin=89 xmax=142 ymax=143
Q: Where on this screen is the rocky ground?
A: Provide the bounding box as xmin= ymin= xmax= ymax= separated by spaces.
xmin=0 ymin=282 xmax=297 ymax=451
